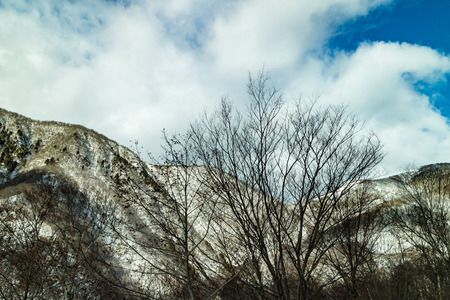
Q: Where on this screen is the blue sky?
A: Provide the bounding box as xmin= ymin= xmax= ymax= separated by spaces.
xmin=331 ymin=0 xmax=450 ymax=53
xmin=0 ymin=0 xmax=449 ymax=174
xmin=330 ymin=0 xmax=450 ymax=118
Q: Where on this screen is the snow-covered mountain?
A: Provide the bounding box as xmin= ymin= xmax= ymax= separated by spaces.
xmin=1 ymin=108 xmax=449 ymax=299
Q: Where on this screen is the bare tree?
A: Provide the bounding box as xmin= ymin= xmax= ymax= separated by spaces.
xmin=0 ymin=177 xmax=121 ymax=300
xmin=112 ymin=134 xmax=226 ymax=299
xmin=0 ymin=184 xmax=55 ymax=299
xmin=324 ymin=183 xmax=385 ymax=299
xmin=392 ymin=164 xmax=450 ymax=300
xmin=189 ymin=70 xmax=383 ymax=300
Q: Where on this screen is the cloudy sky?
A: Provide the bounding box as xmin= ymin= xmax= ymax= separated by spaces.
xmin=0 ymin=0 xmax=449 ymax=175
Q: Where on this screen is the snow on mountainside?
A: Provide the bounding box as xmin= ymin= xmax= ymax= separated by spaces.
xmin=0 ymin=107 xmax=142 ymax=194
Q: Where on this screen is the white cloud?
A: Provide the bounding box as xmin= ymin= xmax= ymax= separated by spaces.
xmin=0 ymin=0 xmax=449 ymax=174
xmin=0 ymin=0 xmax=213 ymax=154
xmin=295 ymin=42 xmax=450 ymax=174
xmin=206 ymin=0 xmax=393 ymax=75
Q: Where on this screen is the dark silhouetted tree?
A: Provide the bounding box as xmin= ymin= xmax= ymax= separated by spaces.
xmin=188 ymin=70 xmax=384 ymax=299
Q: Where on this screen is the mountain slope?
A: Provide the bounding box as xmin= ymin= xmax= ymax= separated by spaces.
xmin=0 ymin=108 xmax=170 ymax=297
xmin=0 ymin=107 xmax=140 ymax=193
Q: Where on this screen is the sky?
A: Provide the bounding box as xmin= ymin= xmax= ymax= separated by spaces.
xmin=0 ymin=0 xmax=449 ymax=175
